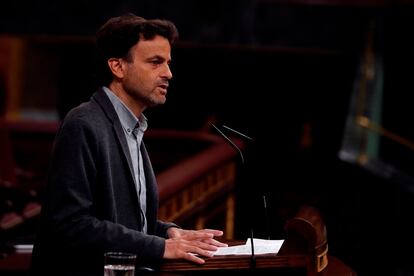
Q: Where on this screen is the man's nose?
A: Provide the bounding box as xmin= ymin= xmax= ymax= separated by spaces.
xmin=163 ymin=64 xmax=173 ymax=79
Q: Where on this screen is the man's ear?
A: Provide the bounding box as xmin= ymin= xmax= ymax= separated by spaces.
xmin=107 ymin=58 xmax=125 ymax=79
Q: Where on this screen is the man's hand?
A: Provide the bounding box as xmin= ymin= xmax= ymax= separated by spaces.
xmin=164 ymin=228 xmax=228 ymax=264
xmin=167 ymin=228 xmax=227 ymax=246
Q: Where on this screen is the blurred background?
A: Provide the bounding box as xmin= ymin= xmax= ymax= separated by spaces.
xmin=1 ymin=1 xmax=414 ymax=275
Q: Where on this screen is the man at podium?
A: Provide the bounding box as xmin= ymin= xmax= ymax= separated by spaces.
xmin=31 ymin=14 xmax=226 ymax=276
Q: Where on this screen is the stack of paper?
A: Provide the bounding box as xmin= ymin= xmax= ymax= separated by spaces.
xmin=213 ymin=238 xmax=284 ymax=256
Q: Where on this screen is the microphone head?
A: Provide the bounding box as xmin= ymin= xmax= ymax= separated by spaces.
xmin=211 ymin=123 xmax=245 ymax=166
xmin=222 ymin=125 xmax=255 ymax=142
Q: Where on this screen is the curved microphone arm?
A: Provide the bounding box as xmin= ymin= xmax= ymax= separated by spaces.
xmin=211 ymin=123 xmax=245 ymax=166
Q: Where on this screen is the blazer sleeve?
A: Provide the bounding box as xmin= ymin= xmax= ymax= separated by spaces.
xmin=156 ymin=220 xmax=180 ymax=238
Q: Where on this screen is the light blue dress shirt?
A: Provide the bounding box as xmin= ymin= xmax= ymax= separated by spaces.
xmin=103 ymin=86 xmax=148 ymax=233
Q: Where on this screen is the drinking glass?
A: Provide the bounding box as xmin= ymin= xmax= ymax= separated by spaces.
xmin=104 ymin=252 xmax=136 ymax=276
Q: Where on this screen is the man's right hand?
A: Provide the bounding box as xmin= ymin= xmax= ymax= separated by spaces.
xmin=163 ymin=231 xmax=220 ymax=264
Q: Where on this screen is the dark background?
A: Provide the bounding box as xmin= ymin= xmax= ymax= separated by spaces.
xmin=2 ymin=1 xmax=414 ymax=275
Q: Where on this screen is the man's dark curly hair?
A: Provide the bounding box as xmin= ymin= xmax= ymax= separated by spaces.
xmin=95 ymin=14 xmax=179 ymax=86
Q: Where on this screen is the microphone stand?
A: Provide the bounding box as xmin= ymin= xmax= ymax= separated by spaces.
xmin=220 ymin=125 xmax=271 ymax=240
xmin=263 ymin=195 xmax=270 ymax=240
xmin=211 ymin=124 xmax=256 ymax=269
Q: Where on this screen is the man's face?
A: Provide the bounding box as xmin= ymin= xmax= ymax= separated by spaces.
xmin=122 ymin=35 xmax=172 ymax=109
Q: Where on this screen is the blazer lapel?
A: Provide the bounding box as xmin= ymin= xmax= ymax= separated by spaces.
xmin=113 ymin=122 xmax=136 ymax=185
xmin=92 ymin=89 xmax=136 ymax=186
xmin=141 ymin=141 xmax=158 ymax=233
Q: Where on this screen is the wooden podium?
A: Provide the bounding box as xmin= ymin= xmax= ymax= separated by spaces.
xmin=0 ymin=206 xmax=356 ymax=276
xmin=154 ymin=206 xmax=356 ymax=276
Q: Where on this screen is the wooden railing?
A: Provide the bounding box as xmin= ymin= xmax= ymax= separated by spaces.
xmin=0 ymin=121 xmax=244 ymax=273
xmin=146 ymin=129 xmax=243 ymax=239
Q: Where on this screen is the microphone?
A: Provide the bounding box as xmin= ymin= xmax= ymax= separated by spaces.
xmin=222 ymin=125 xmax=255 ymax=142
xmin=211 ymin=123 xmax=255 ymax=269
xmin=210 ymin=124 xmax=245 ymax=165
xmin=217 ymin=124 xmax=271 ymax=240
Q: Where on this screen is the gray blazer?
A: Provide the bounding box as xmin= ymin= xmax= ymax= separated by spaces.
xmin=32 ymin=88 xmax=175 ymax=276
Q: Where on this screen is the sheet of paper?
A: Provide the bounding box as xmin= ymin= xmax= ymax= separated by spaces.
xmin=213 ymin=238 xmax=284 ymax=256
xmin=14 ymin=244 xmax=34 ymax=253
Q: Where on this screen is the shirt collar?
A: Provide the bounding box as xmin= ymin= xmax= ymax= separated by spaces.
xmin=103 ymin=86 xmax=148 ymax=135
